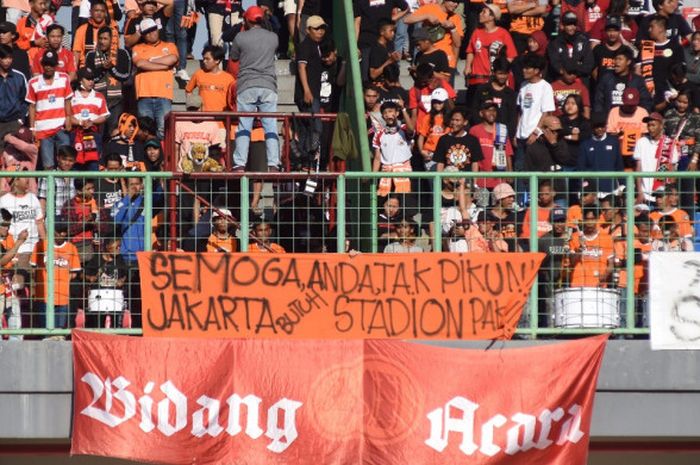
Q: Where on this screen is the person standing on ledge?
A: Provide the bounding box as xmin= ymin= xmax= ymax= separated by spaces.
xmin=231 ymin=5 xmax=280 ymax=172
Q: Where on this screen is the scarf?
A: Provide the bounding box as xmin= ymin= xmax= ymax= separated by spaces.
xmin=640 ymin=40 xmax=655 ymax=96
xmin=653 ymin=135 xmax=675 ymax=190
xmin=84 ymin=19 xmax=119 ymax=65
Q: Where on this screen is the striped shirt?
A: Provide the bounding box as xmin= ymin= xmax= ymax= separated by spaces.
xmin=71 ymin=89 xmax=110 ymax=124
xmin=25 ymin=72 xmax=73 ymax=139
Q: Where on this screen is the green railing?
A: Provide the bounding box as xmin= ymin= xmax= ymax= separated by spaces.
xmin=1 ymin=170 xmax=696 ymax=338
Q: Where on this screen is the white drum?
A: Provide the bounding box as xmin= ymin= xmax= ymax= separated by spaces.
xmin=553 ymin=287 xmax=621 ymax=328
xmin=88 ymin=289 xmax=125 ymax=313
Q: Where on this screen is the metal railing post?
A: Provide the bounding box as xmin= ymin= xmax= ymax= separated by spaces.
xmin=625 ymin=173 xmax=636 ymax=330
xmin=144 ymin=174 xmax=153 ymax=252
xmin=529 ymin=174 xmax=539 ymax=338
xmin=336 ymin=175 xmax=346 ymax=253
xmin=432 ymin=173 xmax=442 ymax=252
xmin=45 ymin=173 xmax=55 ymax=330
xmin=240 ymin=176 xmax=250 ymax=251
xmin=370 ymin=183 xmax=378 ymax=253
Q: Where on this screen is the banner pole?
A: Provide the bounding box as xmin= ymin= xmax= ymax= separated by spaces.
xmin=144 ymin=174 xmax=153 ymax=252
xmin=46 ymin=173 xmax=55 ymax=330
xmin=240 ymin=176 xmax=250 ymax=252
xmin=529 ymin=174 xmax=539 ymax=338
xmin=432 ymin=173 xmax=442 ymax=252
xmin=625 ymin=173 xmax=635 ymax=331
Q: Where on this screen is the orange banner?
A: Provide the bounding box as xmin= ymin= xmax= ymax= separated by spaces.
xmin=71 ymin=331 xmax=608 ymax=465
xmin=137 ymin=252 xmax=544 ymax=339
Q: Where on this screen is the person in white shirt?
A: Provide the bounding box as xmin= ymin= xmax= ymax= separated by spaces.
xmin=633 ymin=112 xmax=679 ymax=202
xmin=0 ymin=173 xmax=45 ymax=260
xmin=515 ymin=53 xmax=554 ymax=171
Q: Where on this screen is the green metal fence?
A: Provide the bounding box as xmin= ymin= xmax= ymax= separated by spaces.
xmin=1 ymin=170 xmax=696 ymax=338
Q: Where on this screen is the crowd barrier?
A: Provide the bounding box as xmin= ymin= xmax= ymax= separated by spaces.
xmin=0 ymin=170 xmax=697 ymax=338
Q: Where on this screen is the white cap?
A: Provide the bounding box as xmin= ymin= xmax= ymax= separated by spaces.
xmin=139 ymin=18 xmax=161 ymax=34
xmin=430 ymin=88 xmax=449 ymax=102
xmin=212 ymin=208 xmax=233 ymax=219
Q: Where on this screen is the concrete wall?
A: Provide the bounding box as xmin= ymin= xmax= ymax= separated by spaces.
xmin=1 ymin=339 xmax=699 ymax=455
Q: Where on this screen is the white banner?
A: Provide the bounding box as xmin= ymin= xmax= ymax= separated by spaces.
xmin=650 ymin=252 xmax=700 ymax=350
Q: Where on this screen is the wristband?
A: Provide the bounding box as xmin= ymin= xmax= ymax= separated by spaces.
xmin=533 ymin=127 xmax=543 ymax=137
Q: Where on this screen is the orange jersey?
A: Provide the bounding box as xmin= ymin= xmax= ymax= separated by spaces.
xmin=206 ymin=233 xmax=237 ymax=253
xmin=412 ymin=5 xmax=463 ymax=69
xmin=520 ymin=207 xmax=552 ymax=238
xmin=416 ymin=113 xmax=448 ymax=153
xmin=31 ymin=240 xmax=81 ymax=306
xmin=248 ymin=242 xmax=286 ymax=253
xmin=650 ymin=208 xmax=694 ymax=239
xmin=568 ymin=231 xmax=614 ymax=287
xmin=607 ymin=107 xmax=648 ymax=157
xmin=614 ymin=239 xmax=651 ymax=293
xmin=0 ymin=233 xmax=16 ymax=295
xmin=132 ymin=41 xmax=178 ymax=100
xmin=510 ymin=14 xmax=545 ymax=35
xmin=185 ymin=69 xmax=235 ymax=112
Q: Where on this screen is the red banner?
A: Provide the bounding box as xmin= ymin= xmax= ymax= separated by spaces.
xmin=71 ymin=331 xmax=607 ymax=465
xmin=137 ymin=252 xmax=544 ymax=339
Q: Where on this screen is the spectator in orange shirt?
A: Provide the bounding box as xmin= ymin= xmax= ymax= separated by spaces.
xmin=73 ymin=0 xmax=118 ymax=68
xmin=521 ymin=179 xmax=556 ymax=240
xmin=132 ymin=17 xmax=178 ymax=139
xmin=248 ymin=221 xmax=286 ymax=253
xmin=185 ymin=45 xmax=234 ymax=112
xmin=16 ymin=0 xmax=49 ymax=51
xmin=567 ymin=208 xmax=614 ymax=288
xmin=31 ymin=220 xmax=81 ymax=329
xmin=606 ymin=87 xmax=648 ymax=169
xmin=649 ymin=184 xmax=694 ymax=240
xmin=206 ymin=208 xmax=237 ymax=253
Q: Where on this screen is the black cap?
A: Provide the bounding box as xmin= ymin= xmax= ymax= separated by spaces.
xmin=605 ymin=15 xmax=622 ymax=30
xmin=591 ymin=113 xmax=608 ymax=128
xmin=0 ymin=22 xmax=17 ymax=37
xmin=412 ymin=28 xmax=431 ymax=42
xmin=550 ymin=208 xmax=567 ymax=223
xmin=562 ymin=11 xmax=578 ymax=25
xmin=77 ymin=67 xmax=95 ymax=80
xmin=582 ymin=181 xmax=599 ymax=194
xmin=380 ymin=100 xmax=400 ymax=112
xmin=480 ymin=99 xmax=498 ymax=110
xmin=41 ymin=50 xmax=59 ymax=67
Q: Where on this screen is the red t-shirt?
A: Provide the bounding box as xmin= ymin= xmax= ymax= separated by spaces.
xmin=466 ymin=27 xmax=517 ymax=85
xmin=468 ymin=123 xmax=514 ymax=188
xmin=31 ymin=47 xmax=76 ymax=76
xmin=408 ymin=79 xmax=456 ymax=121
xmin=551 ymin=78 xmax=591 ymax=115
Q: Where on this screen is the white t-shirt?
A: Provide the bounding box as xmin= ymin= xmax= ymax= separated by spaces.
xmin=0 ymin=192 xmax=43 ymax=254
xmin=516 ymin=79 xmax=555 ymax=139
xmin=633 ymin=135 xmax=679 ymax=200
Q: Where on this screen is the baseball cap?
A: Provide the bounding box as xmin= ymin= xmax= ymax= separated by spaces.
xmin=144 ymin=139 xmax=161 ymax=149
xmin=212 ymin=208 xmax=233 ymax=220
xmin=430 ymin=88 xmax=449 ymax=102
xmin=413 ymin=28 xmax=431 ymax=42
xmin=480 ymin=99 xmax=498 ymax=110
xmin=306 ymin=15 xmax=327 ymax=29
xmin=482 ymin=3 xmax=501 ymax=21
xmin=643 ymin=112 xmax=664 ymax=123
xmin=41 ymin=51 xmax=59 ymax=67
xmin=582 ymin=181 xmax=599 ymax=194
xmin=243 ymin=5 xmax=264 ymax=23
xmin=591 ymin=113 xmax=608 ymax=128
xmin=77 ymin=67 xmax=94 ymax=80
xmin=550 ymin=207 xmax=567 ymax=223
xmin=493 ymin=182 xmax=516 ymax=201
xmin=622 ymin=87 xmax=640 ymax=106
xmin=139 ymin=18 xmax=160 ymax=34
xmin=605 ymin=16 xmax=622 ymax=30
xmin=562 ymin=11 xmax=578 ymax=25
xmin=0 ymin=22 xmax=17 ymax=37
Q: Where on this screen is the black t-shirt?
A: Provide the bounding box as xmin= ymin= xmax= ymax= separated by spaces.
xmin=636 ymin=13 xmax=692 ymax=43
xmin=484 ymin=209 xmax=522 ymax=250
xmin=353 ymin=0 xmax=408 ymax=49
xmin=11 ymin=46 xmax=30 ymax=82
xmin=380 ymin=85 xmax=409 ymax=107
xmin=649 ymin=40 xmax=684 ymax=103
xmin=433 ymin=132 xmax=484 ymax=171
xmin=301 ymin=0 xmax=321 ymax=15
xmin=537 ymin=232 xmax=569 ymax=282
xmin=593 ymin=43 xmax=620 ymax=81
xmin=96 ymin=178 xmax=124 ymax=214
xmin=471 ymin=83 xmax=518 ymax=138
xmin=85 ymin=254 xmax=129 ymax=290
xmin=369 ymin=41 xmax=399 ymax=79
xmin=295 ymin=36 xmax=323 ymax=104
xmin=414 ymin=49 xmax=449 ymax=74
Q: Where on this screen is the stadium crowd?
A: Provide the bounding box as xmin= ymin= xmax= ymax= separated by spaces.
xmin=0 ymin=0 xmax=697 ymax=335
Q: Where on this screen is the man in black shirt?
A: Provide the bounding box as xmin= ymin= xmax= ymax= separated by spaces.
xmin=470 ymin=57 xmax=517 ymax=137
xmin=412 ymin=27 xmax=449 ymax=80
xmin=636 ymin=0 xmax=691 ymax=43
xmin=594 ymin=46 xmax=653 ymax=113
xmin=354 ymin=0 xmax=408 ymax=81
xmin=434 ymin=108 xmax=484 ymax=172
xmin=0 ymin=22 xmax=30 ymax=81
xmin=369 ymin=19 xmax=401 ymax=83
xmin=644 ymin=15 xmax=684 ymax=111
xmin=592 ymin=16 xmax=625 ymax=82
